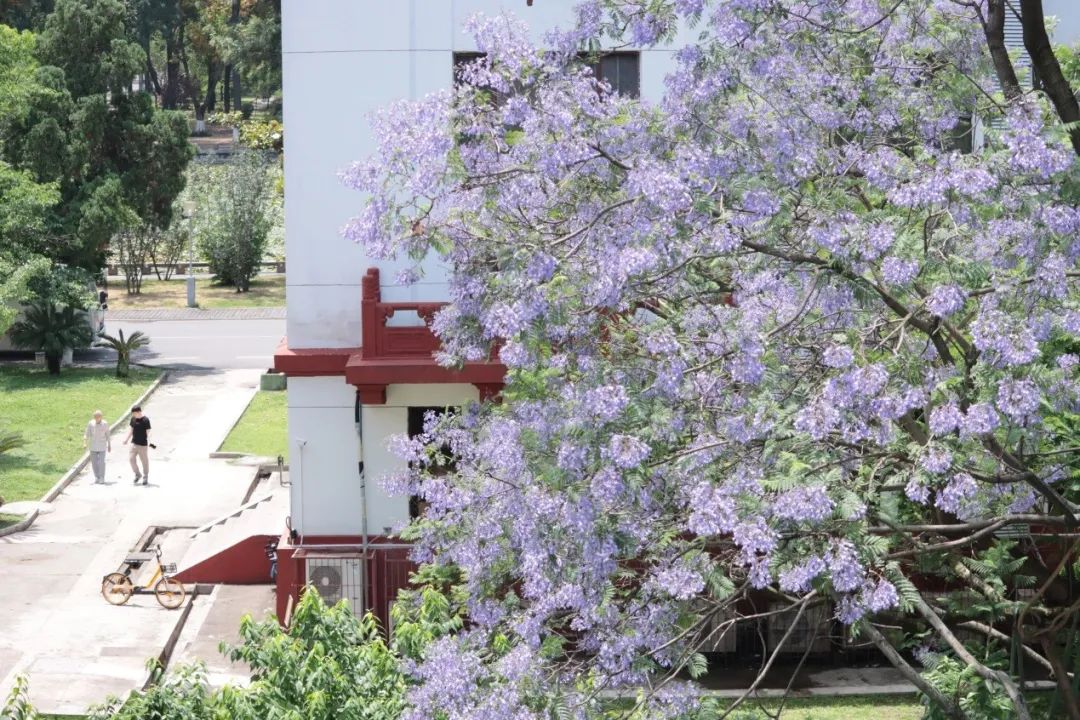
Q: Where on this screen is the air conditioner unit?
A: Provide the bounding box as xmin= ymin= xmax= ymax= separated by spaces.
xmin=306 ymin=556 xmax=366 ymax=616
xmin=767 ymin=602 xmax=832 ymax=654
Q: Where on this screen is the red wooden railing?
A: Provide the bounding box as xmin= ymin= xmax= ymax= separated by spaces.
xmin=360 ymin=268 xmax=444 ymax=360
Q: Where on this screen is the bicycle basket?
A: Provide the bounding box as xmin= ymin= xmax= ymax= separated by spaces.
xmin=161 ymin=563 xmax=177 ymax=573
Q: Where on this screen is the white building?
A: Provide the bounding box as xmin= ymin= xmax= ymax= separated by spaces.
xmin=269 ymin=0 xmax=685 ymax=625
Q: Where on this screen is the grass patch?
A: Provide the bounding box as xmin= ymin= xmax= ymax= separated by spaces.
xmin=0 ymin=512 xmax=25 ymax=530
xmin=0 ymin=366 xmax=161 ymax=503
xmin=219 ymin=390 xmax=287 ymax=460
xmin=730 ymin=694 xmax=922 ymax=719
xmin=107 ymin=275 xmax=285 ymax=309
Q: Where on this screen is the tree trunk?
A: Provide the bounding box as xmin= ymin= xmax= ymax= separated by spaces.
xmin=163 ymin=34 xmax=181 ymax=110
xmin=223 ymin=64 xmax=232 ymax=112
xmin=145 ymin=44 xmax=163 ymax=99
xmin=46 ymin=352 xmax=61 ymax=375
xmin=861 ymin=622 xmax=965 ymax=720
xmin=231 ymin=66 xmax=242 ymax=113
xmin=1019 ymin=0 xmax=1080 ymax=156
xmin=228 ymin=0 xmax=242 ymax=112
xmin=1039 ymin=635 xmax=1080 ymax=720
xmin=983 ymin=0 xmax=1023 ymax=102
xmin=204 ymin=61 xmax=219 ymax=112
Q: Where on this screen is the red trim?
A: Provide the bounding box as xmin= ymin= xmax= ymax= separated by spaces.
xmin=273 ymin=338 xmax=356 ymax=377
xmin=272 ymin=268 xmax=506 ymax=401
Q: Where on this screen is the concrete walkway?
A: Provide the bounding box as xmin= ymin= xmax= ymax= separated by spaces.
xmin=0 ymin=369 xmax=265 ymax=715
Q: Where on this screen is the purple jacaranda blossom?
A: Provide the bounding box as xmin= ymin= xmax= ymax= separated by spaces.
xmin=936 ymin=473 xmax=978 ymax=515
xmin=772 ymin=485 xmax=834 ymax=523
xmin=605 ymin=434 xmax=651 ymax=468
xmin=926 ymin=285 xmax=967 ymax=318
xmin=822 ymin=345 xmax=855 ymax=368
xmin=779 ymin=554 xmax=825 ymax=593
xmin=929 ymin=403 xmax=963 ymax=436
xmin=997 ymin=378 xmax=1042 ymax=425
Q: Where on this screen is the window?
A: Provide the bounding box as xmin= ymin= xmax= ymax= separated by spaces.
xmin=452 ymin=52 xmax=486 ymax=88
xmin=587 ymin=51 xmax=641 ymax=98
xmin=453 ymin=50 xmax=641 ymax=99
xmin=407 ymin=406 xmax=456 ymax=520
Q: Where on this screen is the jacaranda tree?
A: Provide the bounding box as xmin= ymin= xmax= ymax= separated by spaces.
xmin=345 ymin=1 xmax=1080 ymax=718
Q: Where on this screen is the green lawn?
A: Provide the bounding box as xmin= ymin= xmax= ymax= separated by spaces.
xmin=0 ymin=367 xmax=161 ymax=503
xmin=107 ymin=275 xmax=285 ymax=309
xmin=731 ymin=694 xmax=922 ymax=719
xmin=219 ymin=390 xmax=287 ymax=460
xmin=0 ymin=512 xmax=24 ymax=529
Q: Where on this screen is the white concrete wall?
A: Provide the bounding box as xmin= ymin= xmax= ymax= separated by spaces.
xmin=282 ymin=0 xmax=682 ymax=537
xmin=282 ymin=0 xmax=683 ymax=350
xmin=288 ymin=376 xmax=478 ymax=537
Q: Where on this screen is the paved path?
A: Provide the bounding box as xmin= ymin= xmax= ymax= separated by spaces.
xmin=0 ymin=369 xmax=265 ymax=715
xmin=107 ymin=307 xmax=284 ymax=321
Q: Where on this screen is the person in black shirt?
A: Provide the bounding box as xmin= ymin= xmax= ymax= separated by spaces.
xmin=123 ymin=405 xmax=152 ymax=485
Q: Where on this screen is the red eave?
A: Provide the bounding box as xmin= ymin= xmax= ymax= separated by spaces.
xmin=344 ymin=354 xmax=506 ymax=386
xmin=273 ymin=338 xmax=356 ymax=377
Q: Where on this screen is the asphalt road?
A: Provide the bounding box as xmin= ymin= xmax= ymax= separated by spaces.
xmin=79 ymin=317 xmax=284 ymax=370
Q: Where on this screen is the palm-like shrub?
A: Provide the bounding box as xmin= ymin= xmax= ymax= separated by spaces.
xmin=9 ymin=302 xmax=93 ymax=375
xmin=0 ymin=429 xmax=26 ymax=457
xmin=96 ymin=328 xmax=150 ymax=378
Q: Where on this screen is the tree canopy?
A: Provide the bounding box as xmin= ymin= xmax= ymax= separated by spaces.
xmin=0 ymin=0 xmax=192 ymax=274
xmin=347 ymin=1 xmax=1080 ymax=718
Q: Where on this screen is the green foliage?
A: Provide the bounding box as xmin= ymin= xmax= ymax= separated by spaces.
xmin=84 ymin=586 xmax=466 ymax=720
xmin=0 ymin=1 xmax=193 ymax=273
xmin=96 ymin=328 xmax=150 ymax=378
xmin=0 ymin=428 xmax=27 ymax=457
xmin=9 ymin=301 xmax=93 ymax=374
xmin=238 ymin=118 xmax=281 ymax=151
xmin=37 ymin=0 xmax=142 ymax=97
xmin=1 ymin=675 xmax=38 ymax=720
xmin=193 ymin=151 xmax=274 ymax=291
xmin=920 ymin=653 xmax=1015 ymax=720
xmin=207 ymin=110 xmax=243 ymax=127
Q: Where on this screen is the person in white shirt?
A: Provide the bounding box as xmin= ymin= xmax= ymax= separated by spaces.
xmin=83 ymin=410 xmax=111 ymax=484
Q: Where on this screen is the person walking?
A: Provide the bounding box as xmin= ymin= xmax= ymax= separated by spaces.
xmin=83 ymin=410 xmax=111 ymax=484
xmin=123 ymin=405 xmax=152 ymax=485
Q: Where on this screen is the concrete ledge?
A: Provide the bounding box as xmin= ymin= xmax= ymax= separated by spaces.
xmin=142 ymin=586 xmax=201 ymax=692
xmin=208 ymin=451 xmax=246 ymax=459
xmin=0 ymin=509 xmax=39 ymax=538
xmin=41 ymin=371 xmax=169 ymax=503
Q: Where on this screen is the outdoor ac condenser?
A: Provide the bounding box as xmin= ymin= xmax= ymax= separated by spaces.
xmin=306 ymin=556 xmax=366 ymax=616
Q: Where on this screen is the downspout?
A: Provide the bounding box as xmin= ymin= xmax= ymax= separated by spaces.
xmin=355 ymin=390 xmax=369 ymax=614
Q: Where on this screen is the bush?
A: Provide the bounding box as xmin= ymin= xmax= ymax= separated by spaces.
xmin=193 ymin=151 xmax=273 ymax=291
xmin=9 ymin=301 xmax=92 ymax=375
xmin=207 ymin=111 xmax=243 ymax=127
xmin=238 ymin=119 xmax=282 ymax=151
xmin=240 ymin=101 xmax=254 ymax=120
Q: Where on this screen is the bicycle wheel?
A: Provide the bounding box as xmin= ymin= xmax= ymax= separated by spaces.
xmin=154 ymin=576 xmax=186 ymax=609
xmin=102 ymin=572 xmax=134 ymax=605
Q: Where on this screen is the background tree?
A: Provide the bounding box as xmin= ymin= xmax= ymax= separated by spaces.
xmin=193 ymin=150 xmax=272 ymax=291
xmin=0 ymin=0 xmax=193 ymax=274
xmin=347 ymin=2 xmax=1080 ymax=719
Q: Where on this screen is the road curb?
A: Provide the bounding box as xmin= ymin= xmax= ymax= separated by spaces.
xmin=40 ymin=370 xmax=170 ymax=504
xmin=0 ymin=509 xmax=39 ymax=538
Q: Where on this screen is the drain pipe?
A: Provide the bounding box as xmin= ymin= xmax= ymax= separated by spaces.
xmin=355 ymin=390 xmax=369 ymax=614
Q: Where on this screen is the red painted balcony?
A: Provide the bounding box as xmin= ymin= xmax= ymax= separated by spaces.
xmin=275 ymin=267 xmax=505 ymax=402
xmin=344 ymin=268 xmax=504 ymax=403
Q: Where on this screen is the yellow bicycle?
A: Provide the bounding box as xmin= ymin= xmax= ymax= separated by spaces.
xmin=101 ymin=545 xmax=186 ymax=609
